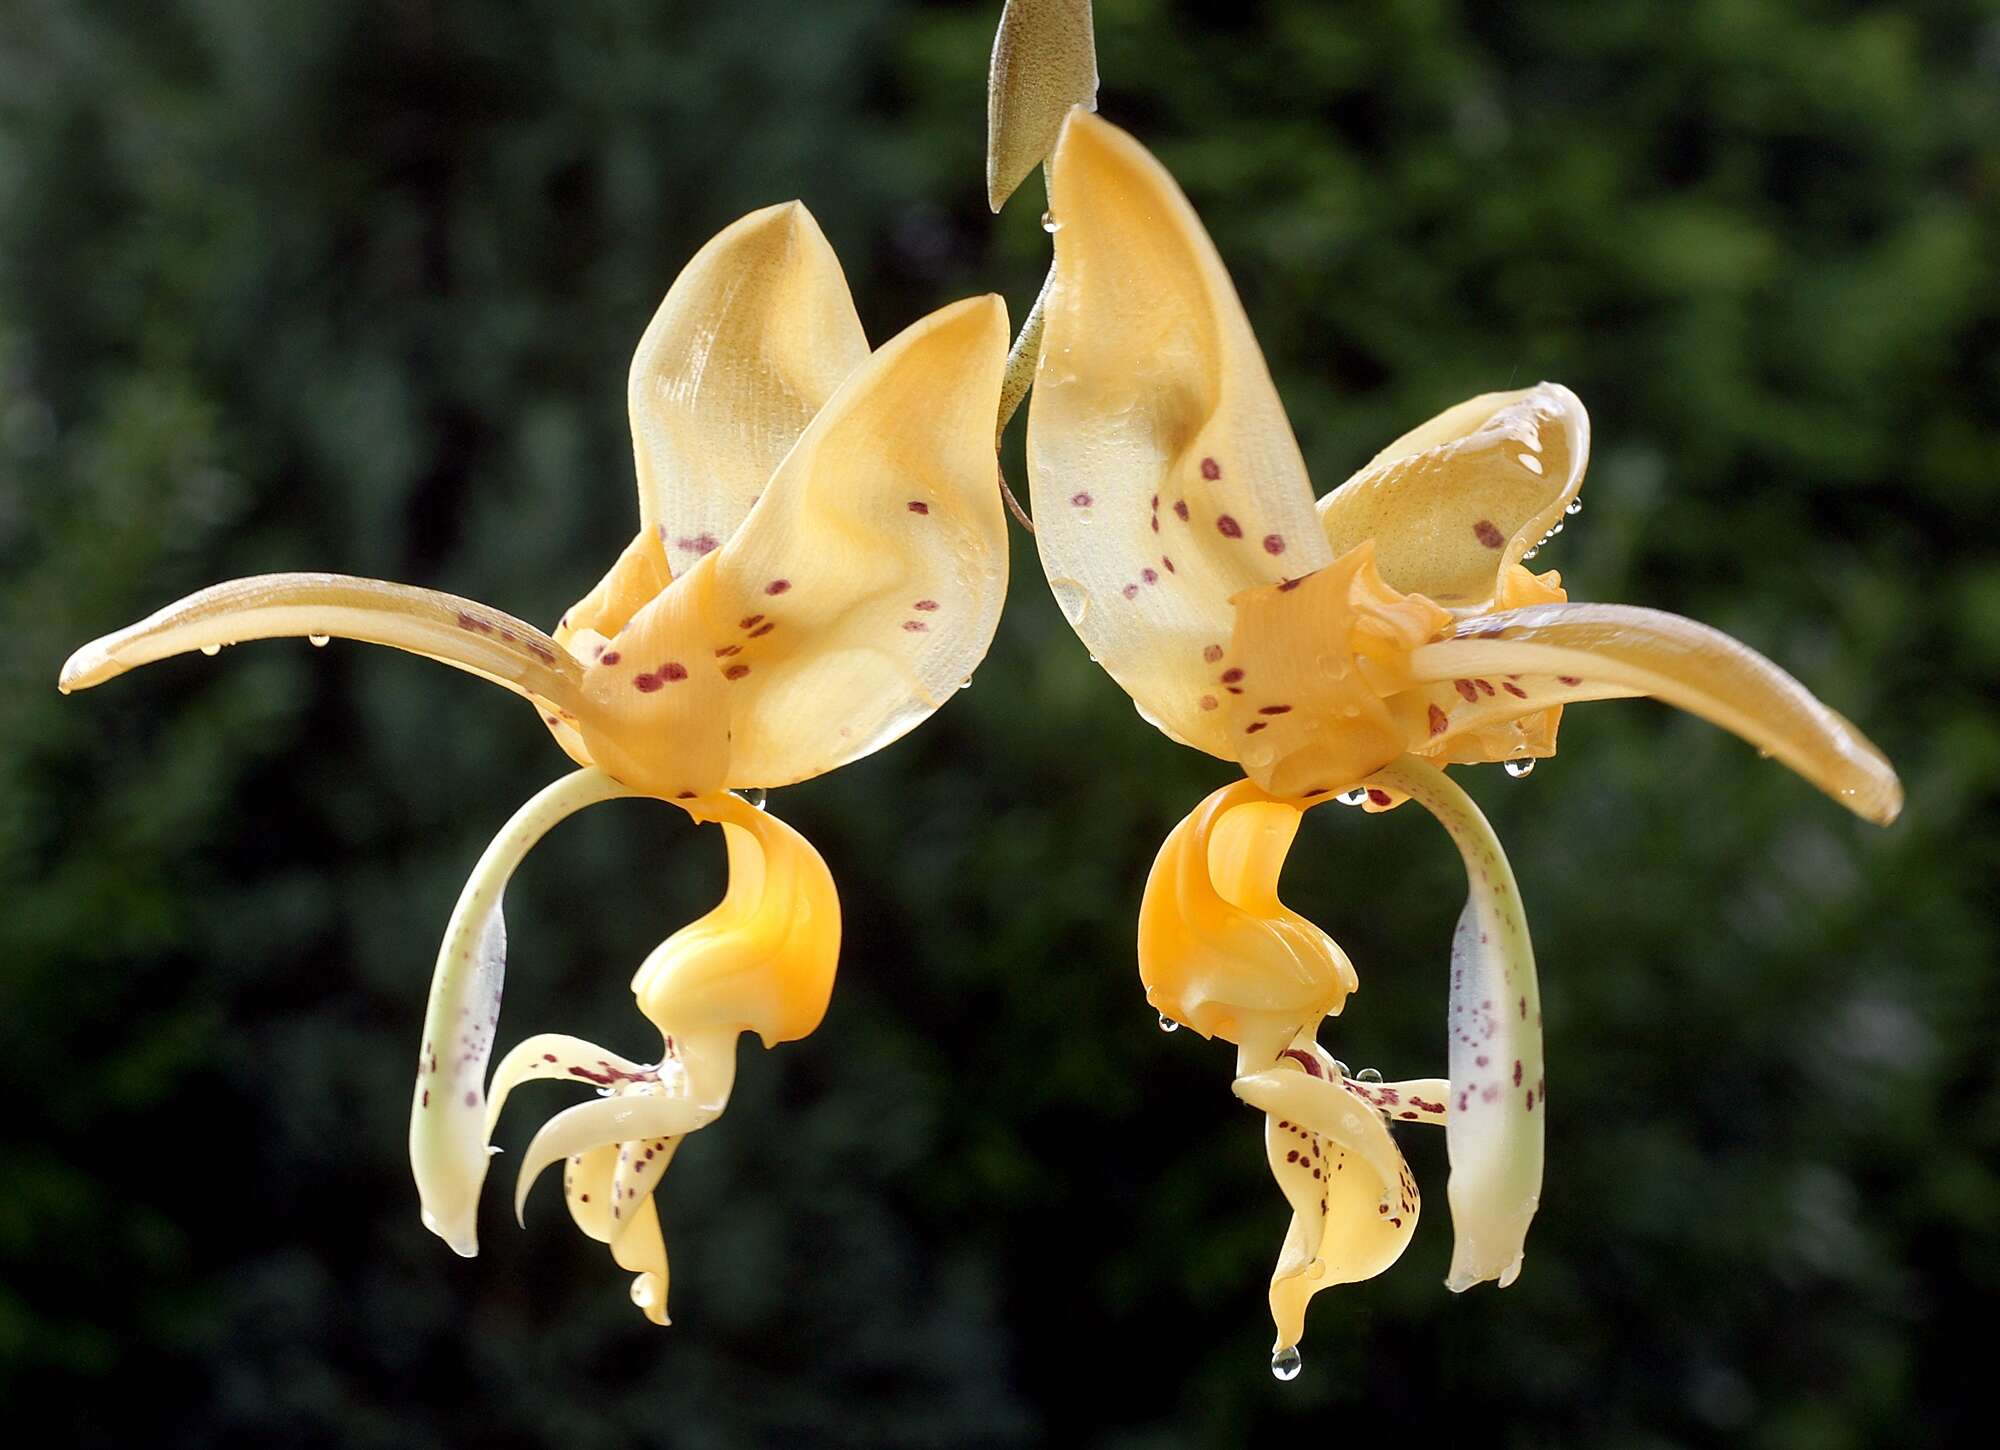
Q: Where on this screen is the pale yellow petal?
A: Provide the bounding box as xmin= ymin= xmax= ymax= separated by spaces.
xmin=1028 ymin=111 xmax=1332 ymax=756
xmin=629 ymin=201 xmax=870 ymax=565
xmin=697 ymin=294 xmax=1011 ymax=788
xmin=986 ymin=0 xmax=1099 ymax=211
xmin=610 ymin=1192 xmax=673 ymax=1326
xmin=58 ymin=572 xmax=584 ymax=715
xmin=1318 ymin=384 xmax=1589 ymax=610
xmin=1408 ymin=604 xmax=1903 ymax=824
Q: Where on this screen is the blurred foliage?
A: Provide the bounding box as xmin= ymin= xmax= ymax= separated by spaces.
xmin=3 ymin=0 xmax=1997 ymax=1445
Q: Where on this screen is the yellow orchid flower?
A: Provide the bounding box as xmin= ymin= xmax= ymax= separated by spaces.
xmin=60 ymin=201 xmax=1011 ymax=1324
xmin=1027 ymin=110 xmax=1900 ymax=1371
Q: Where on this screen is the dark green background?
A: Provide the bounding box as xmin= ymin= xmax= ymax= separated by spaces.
xmin=3 ymin=1 xmax=1995 ymax=1445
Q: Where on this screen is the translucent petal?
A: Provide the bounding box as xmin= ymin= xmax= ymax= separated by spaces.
xmin=629 ymin=202 xmax=869 ymax=564
xmin=515 ymin=1085 xmax=727 ymax=1227
xmin=1408 ymin=603 xmax=1903 ymax=824
xmin=1318 ymin=384 xmax=1589 ymax=610
xmin=1138 ymin=781 xmax=1356 ymax=1044
xmin=58 ymin=573 xmax=584 ymax=715
xmin=986 ymin=0 xmax=1099 ymax=211
xmin=410 ymin=770 xmax=635 ymax=1255
xmin=1027 ymin=111 xmax=1332 ymax=757
xmin=1234 ymin=1062 xmax=1423 ymax=1351
xmin=703 ymin=294 xmax=1011 ymax=788
xmin=484 ymin=1032 xmax=675 ymax=1141
xmin=611 ymin=1192 xmax=672 ymax=1326
xmin=1369 ymin=756 xmax=1543 ymax=1293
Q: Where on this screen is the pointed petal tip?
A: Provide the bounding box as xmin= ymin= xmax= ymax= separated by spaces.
xmin=421 ymin=1208 xmax=479 ymax=1259
xmin=58 ymin=640 xmax=112 ymax=693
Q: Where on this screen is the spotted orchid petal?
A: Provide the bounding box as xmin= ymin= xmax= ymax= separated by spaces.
xmin=1368 ymin=755 xmax=1544 ymax=1293
xmin=697 ymin=293 xmax=1011 ymax=789
xmin=1406 ymin=604 xmax=1903 ymax=824
xmin=630 ymin=201 xmax=870 ymax=567
xmin=1318 ymin=384 xmax=1590 ymax=612
xmin=1138 ymin=780 xmax=1356 ymax=1049
xmin=484 ymin=1032 xmax=680 ymax=1140
xmin=985 ymin=0 xmax=1099 ymax=212
xmin=1234 ymin=1056 xmax=1429 ymax=1355
xmin=563 ymin=1143 xmax=679 ymax=1325
xmin=58 ymin=573 xmax=586 ymax=725
xmin=410 ymin=768 xmax=635 ymax=1256
xmin=1028 ymin=110 xmax=1332 ymax=758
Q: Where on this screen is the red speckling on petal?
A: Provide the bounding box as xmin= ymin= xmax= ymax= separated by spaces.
xmin=660 ymin=661 xmax=687 ymax=681
xmin=1121 ymin=583 xmax=1139 ymax=600
xmin=765 ymin=579 xmax=791 ymax=595
xmin=1245 ymin=721 xmax=1268 ymax=734
xmin=600 ymin=650 xmax=621 ymax=666
xmin=914 ymin=599 xmax=939 ymax=611
xmin=740 ymin=614 xmax=764 ymax=630
xmin=1162 ymin=555 xmax=1176 ymax=572
xmin=1559 ymin=674 xmax=1582 ymax=686
xmin=1203 ymin=644 xmax=1224 ymax=662
xmin=1216 ymin=515 xmax=1242 ymax=538
xmin=907 ymin=500 xmax=929 ymax=514
xmin=1220 ymin=667 xmax=1244 ymax=684
xmin=1141 ymin=568 xmax=1158 ymax=584
xmin=1366 ymin=788 xmax=1392 ymax=807
xmin=463 ymin=1091 xmax=478 ymax=1107
xmin=749 ymin=623 xmax=775 ymax=638
xmin=633 ymin=673 xmax=662 ymax=693
xmin=1173 ymin=500 xmax=1190 ymax=521
xmin=1428 ymin=703 xmax=1449 ymax=736
xmin=1475 ymin=678 xmax=1496 ymax=697
xmin=715 ymin=644 xmax=741 ymax=657
xmin=1454 ymin=678 xmax=1479 ymax=703
xmin=1262 ymin=534 xmax=1285 ymax=555
xmin=1258 ymin=705 xmax=1293 ymax=716
xmin=725 ymin=663 xmax=751 ymax=680
xmin=1199 ymin=695 xmax=1218 ymax=710
xmin=1070 ymin=491 xmax=1093 ymax=507
xmin=1473 ymin=519 xmax=1505 ymax=548
xmin=1200 ymin=457 xmax=1220 ymax=480
xmin=543 ymin=1053 xmax=558 ymax=1063
xmin=902 ymin=620 xmax=928 ymax=632
xmin=421 ymin=1090 xmax=429 ymax=1107
xmin=1503 ymin=682 xmax=1528 ymax=699
xmin=677 ymin=790 xmax=697 ymax=799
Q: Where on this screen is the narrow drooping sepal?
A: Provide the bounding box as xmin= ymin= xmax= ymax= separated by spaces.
xmin=986 ymin=0 xmax=1098 ymax=211
xmin=410 ymin=769 xmax=635 ymax=1255
xmin=1407 ymin=603 xmax=1903 ymax=824
xmin=1370 ymin=755 xmax=1543 ymax=1293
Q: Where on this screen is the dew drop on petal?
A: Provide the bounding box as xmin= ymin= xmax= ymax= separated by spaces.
xmin=200 ymin=644 xmax=221 ymax=656
xmin=1158 ymin=1013 xmax=1179 ymax=1033
xmin=308 ymin=633 xmax=331 ymax=648
xmin=1356 ymin=1067 xmax=1383 ymax=1084
xmin=1336 ymin=788 xmax=1369 ymax=806
xmin=742 ymin=787 xmax=768 ymax=810
xmin=1565 ymin=498 xmax=1583 ymax=515
xmin=1271 ymin=1346 xmax=1303 ymax=1382
xmin=1505 ymin=758 xmax=1537 ymax=778
xmin=1329 ymin=1059 xmax=1350 ymax=1079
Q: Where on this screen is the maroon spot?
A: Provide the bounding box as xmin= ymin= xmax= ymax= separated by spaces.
xmin=1151 ymin=517 xmax=1160 ymax=532
xmin=1400 ymin=1110 xmax=1418 ymax=1120
xmin=1526 ymin=1091 xmax=1535 ymax=1111
xmin=1220 ymin=667 xmax=1244 ymax=684
xmin=1475 ymin=677 xmax=1496 ymax=696
xmin=1216 ymin=515 xmax=1242 ymax=539
xmin=1503 ymin=682 xmax=1528 ymax=699
xmin=1141 ymin=568 xmax=1158 ymax=584
xmin=1202 ymin=645 xmax=1224 ymax=663
xmin=907 ymin=500 xmax=929 ymax=514
xmin=661 ymin=661 xmax=687 ymax=681
xmin=1070 ymin=491 xmax=1093 ymax=507
xmin=1199 ymin=695 xmax=1218 ymax=711
xmin=1173 ymin=500 xmax=1191 ymax=521
xmin=1279 ymin=1049 xmax=1324 ymax=1078
xmin=741 ymin=614 xmax=764 ymax=629
xmin=1245 ymin=721 xmax=1267 ymax=734
xmin=633 ymin=673 xmax=662 ymax=692
xmin=1477 ymin=1056 xmax=1489 ymax=1068
xmin=1302 ymin=787 xmax=1329 ymax=797
xmin=543 ymin=1053 xmax=558 ymax=1063
xmin=544 ymin=714 xmax=559 ymax=726
xmin=914 ymin=599 xmax=939 ymax=611
xmin=1454 ymin=678 xmax=1479 ymax=703
xmin=455 ymin=611 xmax=494 ymax=635
xmin=765 ymin=579 xmax=791 ymax=595
xmin=1287 ymin=1150 xmax=1299 ymax=1164
xmin=1262 ymin=533 xmax=1286 ymax=555
xmin=1277 ymin=576 xmax=1304 ymax=591
xmin=463 ymin=1091 xmax=478 ymax=1107
xmin=421 ymin=1090 xmax=429 ymax=1107
xmin=725 ymin=664 xmax=751 ymax=680
xmin=902 ymin=620 xmax=929 ymax=632
xmin=1473 ymin=519 xmax=1505 ymax=548
xmin=1151 ymin=494 xmax=1160 ymax=511
xmin=1428 ymin=703 xmax=1449 ymax=736
xmin=1258 ymin=704 xmax=1293 ymax=716
xmin=1162 ymin=555 xmax=1176 ymax=572
xmin=676 ymin=790 xmax=697 ymax=799
xmin=1226 ymin=686 xmax=1243 ymax=695
xmin=1519 ymin=995 xmax=1527 ymax=1018
xmin=1558 ymin=674 xmax=1582 ymax=686
xmin=579 ymin=1193 xmax=590 ymax=1203
xmin=1122 ymin=584 xmax=1140 ymax=600
xmin=716 ymin=644 xmax=741 ymax=657
xmin=1513 ymin=1060 xmax=1523 ymax=1086
xmin=1366 ymin=788 xmax=1392 ymax=807
xmin=1200 ymin=457 xmax=1221 ymax=480
xmin=677 ymin=533 xmax=719 ymax=555
xmin=749 ymin=623 xmax=775 ymax=638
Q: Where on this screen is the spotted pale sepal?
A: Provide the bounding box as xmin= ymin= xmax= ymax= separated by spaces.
xmin=410 ymin=769 xmax=636 ymax=1256
xmin=629 ymin=201 xmax=869 ymax=566
xmin=1318 ymin=384 xmax=1590 ymax=612
xmin=1138 ymin=781 xmax=1356 ymax=1043
xmin=1027 ymin=110 xmax=1333 ymax=759
xmin=1369 ymin=755 xmax=1543 ymax=1292
xmin=1233 ymin=1052 xmax=1429 ymax=1353
xmin=561 ymin=1141 xmax=679 ymax=1325
xmin=703 ymin=294 xmax=1011 ymax=789
xmin=1407 ymin=604 xmax=1903 ymax=825
xmin=986 ymin=0 xmax=1099 ymax=211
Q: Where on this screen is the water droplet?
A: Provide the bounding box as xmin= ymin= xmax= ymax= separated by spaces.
xmin=742 ymin=787 xmax=768 ymax=810
xmin=1356 ymin=1067 xmax=1383 ymax=1084
xmin=1271 ymin=1346 xmax=1303 ymax=1381
xmin=308 ymin=633 xmax=330 ymax=648
xmin=1040 ymin=210 xmax=1061 ymax=233
xmin=1304 ymin=1259 xmax=1326 ymax=1281
xmin=1336 ymin=788 xmax=1368 ymax=806
xmin=199 ymin=644 xmax=221 ymax=656
xmin=1549 ymin=522 xmax=1564 ymax=535
xmin=1504 ymin=758 xmax=1537 ymax=778
xmin=1329 ymin=1059 xmax=1350 ymax=1079
xmin=1564 ymin=498 xmax=1582 ymax=515
xmin=1522 ymin=546 xmax=1539 ymax=561
xmin=1158 ymin=1013 xmax=1179 ymax=1033
xmin=1049 ymin=577 xmax=1091 ymax=626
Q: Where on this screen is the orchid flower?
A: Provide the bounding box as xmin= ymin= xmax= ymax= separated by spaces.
xmin=1025 ymin=110 xmax=1901 ymax=1370
xmin=60 ymin=202 xmax=1011 ymax=1323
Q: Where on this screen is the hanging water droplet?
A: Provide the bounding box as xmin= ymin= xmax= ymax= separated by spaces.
xmin=1356 ymin=1067 xmax=1383 ymax=1084
xmin=1158 ymin=1013 xmax=1179 ymax=1033
xmin=199 ymin=644 xmax=221 ymax=656
xmin=1522 ymin=546 xmax=1539 ymax=561
xmin=1565 ymin=498 xmax=1582 ymax=515
xmin=1329 ymin=1059 xmax=1350 ymax=1079
xmin=1336 ymin=788 xmax=1368 ymax=806
xmin=1504 ymin=758 xmax=1537 ymax=778
xmin=1271 ymin=1346 xmax=1303 ymax=1381
xmin=308 ymin=633 xmax=330 ymax=648
xmin=742 ymin=787 xmax=769 ymax=810
xmin=1040 ymin=209 xmax=1060 ymax=233
xmin=1549 ymin=522 xmax=1564 ymax=535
